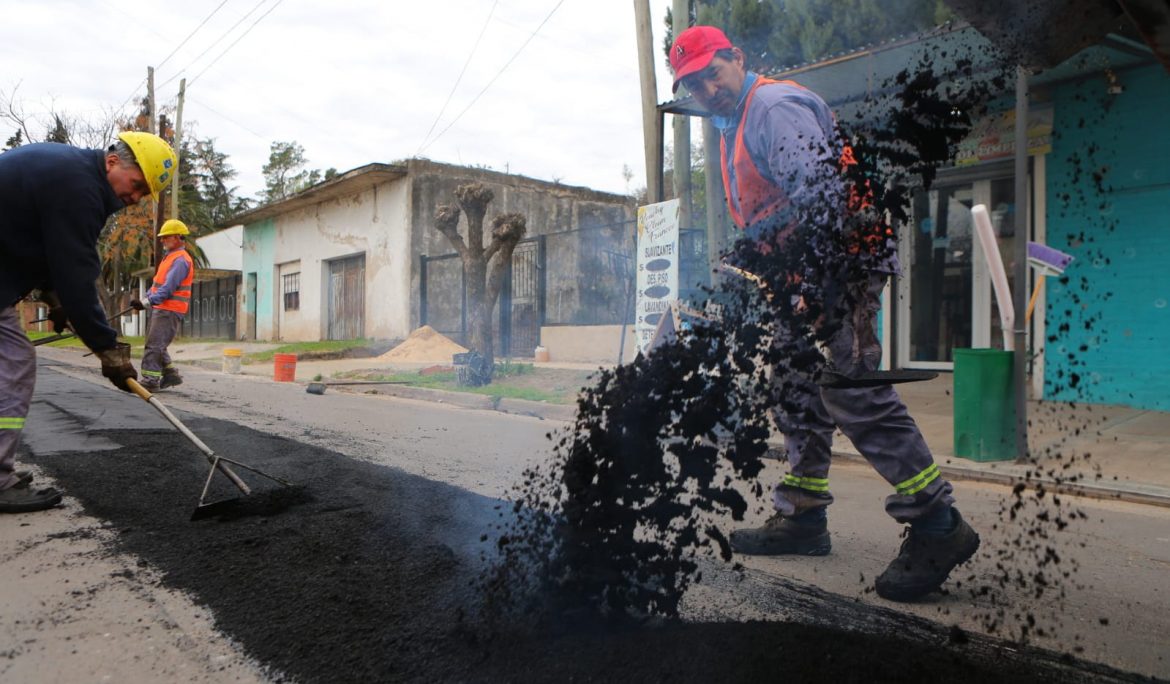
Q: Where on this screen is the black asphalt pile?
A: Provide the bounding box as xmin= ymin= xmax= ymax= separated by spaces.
xmin=25 ymin=415 xmax=1148 ymax=684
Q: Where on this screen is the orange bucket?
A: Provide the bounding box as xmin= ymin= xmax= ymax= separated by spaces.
xmin=273 ymin=353 xmax=297 ymax=382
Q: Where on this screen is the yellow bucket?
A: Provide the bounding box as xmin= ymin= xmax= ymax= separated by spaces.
xmin=222 ymin=348 xmax=243 ymax=374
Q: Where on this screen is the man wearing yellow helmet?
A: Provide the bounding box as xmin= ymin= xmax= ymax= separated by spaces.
xmin=131 ymin=219 xmax=193 ymax=391
xmin=0 ymin=130 xmax=176 ymax=513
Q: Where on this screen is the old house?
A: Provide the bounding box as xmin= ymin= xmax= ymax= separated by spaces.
xmin=227 ymin=158 xmax=637 ymax=358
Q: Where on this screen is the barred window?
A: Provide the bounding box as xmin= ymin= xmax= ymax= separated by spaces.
xmin=282 ymin=272 xmax=300 ymax=311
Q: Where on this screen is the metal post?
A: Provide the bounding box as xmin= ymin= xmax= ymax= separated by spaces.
xmin=1012 ymin=65 xmax=1031 ymax=463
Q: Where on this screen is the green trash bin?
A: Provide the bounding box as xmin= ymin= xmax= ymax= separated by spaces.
xmin=953 ymin=348 xmax=1017 ymax=462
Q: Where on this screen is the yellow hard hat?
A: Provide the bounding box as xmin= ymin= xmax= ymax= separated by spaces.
xmin=157 ymin=219 xmax=190 ymax=237
xmin=117 ymin=131 xmax=177 ymax=201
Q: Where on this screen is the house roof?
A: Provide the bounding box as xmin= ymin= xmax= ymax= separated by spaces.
xmin=661 ymin=22 xmax=1160 ymax=122
xmin=222 ymin=158 xmax=635 ymax=230
xmin=223 ymin=163 xmax=408 ymax=228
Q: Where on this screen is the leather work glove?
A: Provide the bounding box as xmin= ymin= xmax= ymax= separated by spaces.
xmin=96 ymin=343 xmax=138 ymax=392
xmin=130 ymin=298 xmax=147 ymax=311
xmin=47 ymin=305 xmax=69 ymax=334
xmin=39 ymin=290 xmax=69 ymax=334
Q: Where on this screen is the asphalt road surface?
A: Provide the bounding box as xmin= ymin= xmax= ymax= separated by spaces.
xmin=4 ymin=354 xmax=1167 ymax=682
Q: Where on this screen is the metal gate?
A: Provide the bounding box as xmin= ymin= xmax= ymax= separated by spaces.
xmin=327 ymin=254 xmax=365 ymax=340
xmin=419 ymin=236 xmax=545 ymax=357
xmin=501 ymin=238 xmax=543 ymax=357
xmin=182 ymin=275 xmax=240 ymax=339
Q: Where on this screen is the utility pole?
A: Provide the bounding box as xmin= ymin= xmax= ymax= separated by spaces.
xmin=147 ymin=67 xmax=161 ymax=267
xmin=147 ymin=67 xmax=156 ymax=135
xmin=170 ymin=78 xmax=186 ymax=221
xmin=671 ymin=0 xmax=692 ymax=234
xmin=703 ymin=119 xmax=727 ymax=276
xmin=634 ymin=0 xmax=664 ymax=203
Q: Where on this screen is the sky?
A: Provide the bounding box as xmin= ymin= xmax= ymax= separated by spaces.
xmin=0 ymin=0 xmax=677 ymax=203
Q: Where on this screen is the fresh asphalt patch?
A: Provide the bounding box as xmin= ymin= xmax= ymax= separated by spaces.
xmin=18 ymin=366 xmax=1152 ymax=683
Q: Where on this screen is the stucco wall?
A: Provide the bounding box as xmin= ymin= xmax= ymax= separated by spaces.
xmin=408 ymin=160 xmax=636 ymax=332
xmin=539 ymin=324 xmax=640 ymax=365
xmin=196 ymin=225 xmax=243 ymax=271
xmin=242 ymin=182 xmax=412 ymax=342
xmin=1045 ymin=63 xmax=1170 ymax=410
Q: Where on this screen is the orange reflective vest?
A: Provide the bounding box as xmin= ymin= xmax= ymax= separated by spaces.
xmin=720 ymin=77 xmax=890 ymax=255
xmin=719 ymin=77 xmax=802 ymax=232
xmin=151 ymin=248 xmax=194 ymax=315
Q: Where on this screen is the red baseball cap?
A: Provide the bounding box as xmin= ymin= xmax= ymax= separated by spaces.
xmin=669 ymin=26 xmax=733 ymax=93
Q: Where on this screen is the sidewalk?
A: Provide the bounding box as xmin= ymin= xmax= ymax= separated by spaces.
xmin=160 ymin=341 xmax=1170 ymax=508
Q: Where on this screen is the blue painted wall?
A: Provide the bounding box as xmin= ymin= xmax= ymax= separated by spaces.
xmin=1045 ymin=64 xmax=1170 ymax=410
xmin=242 ymin=219 xmax=276 ymax=340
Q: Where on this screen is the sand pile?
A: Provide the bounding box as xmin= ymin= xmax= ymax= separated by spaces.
xmin=378 ymin=325 xmax=467 ymax=364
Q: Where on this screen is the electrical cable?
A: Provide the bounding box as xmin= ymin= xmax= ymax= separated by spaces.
xmin=189 ymin=0 xmax=286 ymax=87
xmin=418 ymin=0 xmax=568 ymax=154
xmin=415 ymin=0 xmax=499 ymax=155
xmin=159 ymin=0 xmax=272 ymax=90
xmin=156 ymin=0 xmax=231 ymax=72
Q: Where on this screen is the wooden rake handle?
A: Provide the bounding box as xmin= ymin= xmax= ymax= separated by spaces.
xmin=125 ymin=378 xmax=251 ymax=495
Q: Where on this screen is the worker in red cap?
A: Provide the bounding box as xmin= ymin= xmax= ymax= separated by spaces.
xmin=670 ymin=25 xmax=980 ymax=602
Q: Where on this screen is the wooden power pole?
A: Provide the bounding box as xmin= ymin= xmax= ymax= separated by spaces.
xmin=170 ymin=78 xmax=186 ymax=221
xmin=634 ymin=0 xmax=664 ymax=203
xmin=671 ymin=0 xmax=692 ymax=233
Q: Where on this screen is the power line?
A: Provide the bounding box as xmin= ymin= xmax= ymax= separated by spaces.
xmin=187 ymin=96 xmax=266 ymax=138
xmin=188 ymin=0 xmax=286 ymax=87
xmin=159 ymin=0 xmax=272 ymax=90
xmin=418 ymin=0 xmax=566 ymax=155
xmin=415 ymin=0 xmax=499 ymax=155
xmin=156 ymin=0 xmax=231 ymax=71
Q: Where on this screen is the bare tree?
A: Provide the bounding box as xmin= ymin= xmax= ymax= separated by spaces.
xmin=433 ymin=183 xmax=526 ymax=385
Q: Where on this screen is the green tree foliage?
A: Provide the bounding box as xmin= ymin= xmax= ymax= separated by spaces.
xmin=179 ymin=135 xmax=251 ymax=228
xmin=260 ymin=140 xmax=327 ymax=203
xmin=3 ymin=129 xmax=22 ymax=150
xmin=677 ymin=0 xmax=953 ymax=72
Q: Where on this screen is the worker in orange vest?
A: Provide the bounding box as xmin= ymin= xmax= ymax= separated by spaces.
xmin=131 ymin=219 xmax=193 ymax=391
xmin=670 ymin=25 xmax=979 ymax=602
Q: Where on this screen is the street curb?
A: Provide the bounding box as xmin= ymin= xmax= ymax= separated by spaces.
xmin=831 ymin=449 xmax=1170 ymax=510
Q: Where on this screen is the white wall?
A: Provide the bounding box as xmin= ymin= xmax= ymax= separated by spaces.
xmin=196 ymin=225 xmax=244 ymax=270
xmin=266 ymin=181 xmax=412 ymax=341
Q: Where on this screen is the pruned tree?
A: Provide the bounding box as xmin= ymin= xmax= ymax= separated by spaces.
xmin=433 ymin=183 xmax=527 ymax=385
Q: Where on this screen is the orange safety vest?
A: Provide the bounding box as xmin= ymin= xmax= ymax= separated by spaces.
xmin=720 ymin=77 xmax=889 ymax=254
xmin=719 ymin=77 xmax=802 ymax=232
xmin=151 ymin=248 xmax=194 ymax=315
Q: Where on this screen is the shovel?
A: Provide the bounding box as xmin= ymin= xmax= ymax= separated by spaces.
xmin=125 ymin=377 xmax=302 ymax=520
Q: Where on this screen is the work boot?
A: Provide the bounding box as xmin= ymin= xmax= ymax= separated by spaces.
xmin=160 ymin=368 xmax=184 ymax=389
xmin=875 ymin=509 xmax=980 ymax=602
xmin=12 ymin=470 xmax=32 ymax=489
xmin=0 ymin=486 xmax=62 ymax=513
xmin=139 ymin=377 xmax=161 ymax=391
xmin=729 ymin=513 xmax=831 ymax=556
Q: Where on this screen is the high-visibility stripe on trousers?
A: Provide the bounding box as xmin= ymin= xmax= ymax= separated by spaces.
xmin=0 ymin=305 xmax=37 ymax=491
xmin=768 ymin=274 xmax=954 ymax=523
